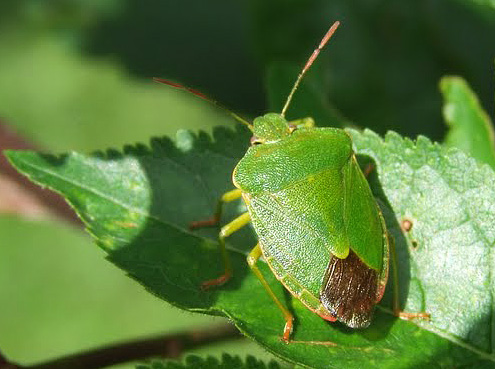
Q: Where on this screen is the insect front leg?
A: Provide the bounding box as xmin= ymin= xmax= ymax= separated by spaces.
xmin=201 ymin=211 xmax=251 ymax=290
xmin=247 ymin=244 xmax=294 ymax=343
xmin=189 ymin=188 xmax=242 ymax=229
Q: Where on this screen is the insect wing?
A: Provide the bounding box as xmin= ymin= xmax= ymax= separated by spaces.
xmin=320 ymin=250 xmax=379 ymax=328
xmin=319 ymin=156 xmax=390 ymax=327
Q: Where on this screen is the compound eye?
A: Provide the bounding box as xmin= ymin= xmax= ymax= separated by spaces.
xmin=250 ymin=136 xmax=262 ymax=145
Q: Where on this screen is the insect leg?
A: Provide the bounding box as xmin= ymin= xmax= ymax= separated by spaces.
xmin=201 ymin=211 xmax=251 ymax=290
xmin=288 ymin=117 xmax=315 ymax=129
xmin=247 ymin=244 xmax=294 ymax=343
xmin=362 ymin=163 xmax=375 ymax=178
xmin=190 ymin=188 xmax=242 ymax=229
xmin=390 ymin=234 xmax=430 ymax=320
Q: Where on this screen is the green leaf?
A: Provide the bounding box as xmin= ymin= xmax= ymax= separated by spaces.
xmin=5 ymin=126 xmax=495 ymax=368
xmin=441 ymin=76 xmax=495 ymax=168
xmin=135 ymin=354 xmax=281 ymax=369
xmin=349 ymin=129 xmax=495 ymax=362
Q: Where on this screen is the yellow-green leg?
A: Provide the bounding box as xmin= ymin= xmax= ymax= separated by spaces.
xmin=288 ymin=117 xmax=315 ymax=129
xmin=390 ymin=234 xmax=430 ymax=320
xmin=191 ymin=188 xmax=245 ymax=289
xmin=247 ymin=244 xmax=294 ymax=343
xmin=201 ymin=211 xmax=251 ymax=290
xmin=191 ymin=189 xmax=296 ymax=342
xmin=190 ymin=188 xmax=243 ymax=229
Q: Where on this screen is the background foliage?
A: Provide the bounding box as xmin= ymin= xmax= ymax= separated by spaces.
xmin=0 ymin=0 xmax=494 ymax=368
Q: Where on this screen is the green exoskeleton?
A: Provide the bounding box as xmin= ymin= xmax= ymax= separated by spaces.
xmin=158 ymin=21 xmax=428 ymax=343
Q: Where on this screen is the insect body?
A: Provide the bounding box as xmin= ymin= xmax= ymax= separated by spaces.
xmin=233 ymin=113 xmax=389 ymax=330
xmin=160 ymin=20 xmax=428 ymax=343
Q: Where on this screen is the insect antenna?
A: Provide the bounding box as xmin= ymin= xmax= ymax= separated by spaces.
xmin=153 ymin=78 xmax=254 ymax=131
xmin=280 ymin=21 xmax=340 ymax=118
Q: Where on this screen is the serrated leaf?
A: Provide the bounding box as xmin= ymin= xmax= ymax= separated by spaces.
xmin=441 ymin=76 xmax=495 ymax=168
xmin=349 ymin=129 xmax=495 ymax=359
xmin=5 ymin=126 xmax=495 ymax=368
xmin=135 ymin=354 xmax=281 ymax=369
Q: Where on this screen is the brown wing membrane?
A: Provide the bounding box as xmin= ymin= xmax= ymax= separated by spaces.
xmin=319 ymin=249 xmax=380 ymax=328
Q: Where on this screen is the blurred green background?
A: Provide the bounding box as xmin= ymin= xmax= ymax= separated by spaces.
xmin=0 ymin=0 xmax=494 ymax=368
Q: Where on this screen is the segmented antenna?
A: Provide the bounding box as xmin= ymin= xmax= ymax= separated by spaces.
xmin=153 ymin=78 xmax=254 ymax=131
xmin=281 ymin=21 xmax=340 ymax=118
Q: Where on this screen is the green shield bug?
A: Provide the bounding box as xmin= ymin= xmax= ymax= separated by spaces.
xmin=156 ymin=21 xmax=428 ymax=343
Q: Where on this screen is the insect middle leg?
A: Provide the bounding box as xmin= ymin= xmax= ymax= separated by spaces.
xmin=247 ymin=244 xmax=294 ymax=343
xmin=191 ymin=188 xmax=246 ymax=289
xmin=201 ymin=211 xmax=251 ymax=290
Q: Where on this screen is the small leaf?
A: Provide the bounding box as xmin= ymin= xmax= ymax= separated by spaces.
xmin=440 ymin=76 xmax=495 ymax=168
xmin=5 ymin=126 xmax=495 ymax=368
xmin=136 ymin=354 xmax=281 ymax=369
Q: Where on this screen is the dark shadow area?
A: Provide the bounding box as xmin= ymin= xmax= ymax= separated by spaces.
xmin=3 ymin=0 xmax=494 ymax=143
xmin=83 ymin=0 xmax=265 ymax=118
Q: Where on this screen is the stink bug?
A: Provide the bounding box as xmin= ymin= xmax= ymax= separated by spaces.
xmin=157 ymin=21 xmax=428 ymax=343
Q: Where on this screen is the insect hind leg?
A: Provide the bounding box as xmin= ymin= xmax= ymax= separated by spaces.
xmin=247 ymin=244 xmax=294 ymax=343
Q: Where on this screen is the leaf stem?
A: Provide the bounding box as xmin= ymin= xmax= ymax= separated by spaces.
xmin=1 ymin=324 xmax=241 ymax=369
